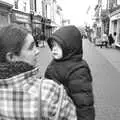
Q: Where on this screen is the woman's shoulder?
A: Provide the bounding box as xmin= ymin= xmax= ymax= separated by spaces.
xmin=41 ymin=78 xmax=60 ymax=87
xmin=39 ymin=78 xmax=77 ymax=120
xmin=40 ymin=78 xmax=74 ymax=103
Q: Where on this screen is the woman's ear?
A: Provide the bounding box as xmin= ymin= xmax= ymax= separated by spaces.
xmin=6 ymin=52 xmax=17 ymax=62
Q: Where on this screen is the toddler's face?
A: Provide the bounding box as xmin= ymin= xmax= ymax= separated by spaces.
xmin=51 ymin=40 xmax=63 ymax=60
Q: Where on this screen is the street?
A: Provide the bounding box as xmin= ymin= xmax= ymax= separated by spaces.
xmin=84 ymin=39 xmax=120 ymax=120
xmin=37 ymin=39 xmax=120 ymax=120
xmin=37 ymin=44 xmax=52 ymax=77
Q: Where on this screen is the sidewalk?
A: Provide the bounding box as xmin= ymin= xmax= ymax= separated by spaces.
xmin=37 ymin=43 xmax=52 ymax=76
xmin=94 ymin=44 xmax=120 ymax=72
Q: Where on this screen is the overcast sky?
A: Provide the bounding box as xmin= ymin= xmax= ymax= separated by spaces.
xmin=57 ymin=0 xmax=98 ymax=26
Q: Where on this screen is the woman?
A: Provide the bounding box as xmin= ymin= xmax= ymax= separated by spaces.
xmin=0 ymin=24 xmax=76 ymax=120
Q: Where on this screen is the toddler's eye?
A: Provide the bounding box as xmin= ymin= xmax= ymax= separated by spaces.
xmin=51 ymin=42 xmax=55 ymax=48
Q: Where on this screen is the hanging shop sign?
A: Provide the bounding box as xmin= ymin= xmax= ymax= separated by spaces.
xmin=32 ymin=15 xmax=42 ymax=24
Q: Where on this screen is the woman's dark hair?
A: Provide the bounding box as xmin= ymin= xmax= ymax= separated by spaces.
xmin=0 ymin=24 xmax=29 ymax=62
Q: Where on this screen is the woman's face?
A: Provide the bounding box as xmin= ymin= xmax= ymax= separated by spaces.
xmin=17 ymin=33 xmax=39 ymax=66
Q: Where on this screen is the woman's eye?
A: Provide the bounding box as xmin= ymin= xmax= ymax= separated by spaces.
xmin=29 ymin=42 xmax=35 ymax=50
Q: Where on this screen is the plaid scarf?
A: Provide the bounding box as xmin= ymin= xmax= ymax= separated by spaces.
xmin=0 ymin=62 xmax=77 ymax=120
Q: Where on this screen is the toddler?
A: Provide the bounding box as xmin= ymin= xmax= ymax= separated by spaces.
xmin=45 ymin=25 xmax=95 ymax=120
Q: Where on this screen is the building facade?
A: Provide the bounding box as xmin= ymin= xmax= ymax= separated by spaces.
xmin=0 ymin=0 xmax=13 ymax=28
xmin=109 ymin=1 xmax=120 ymax=47
xmin=109 ymin=7 xmax=120 ymax=47
xmin=0 ymin=0 xmax=63 ymax=41
xmin=93 ymin=0 xmax=102 ymax=40
xmin=92 ymin=0 xmax=120 ymax=47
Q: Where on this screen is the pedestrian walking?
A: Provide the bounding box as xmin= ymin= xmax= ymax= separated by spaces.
xmin=108 ymin=34 xmax=114 ymax=47
xmin=113 ymin=32 xmax=117 ymax=41
xmin=113 ymin=32 xmax=116 ymax=43
xmin=0 ymin=24 xmax=77 ymax=120
xmin=45 ymin=25 xmax=95 ymax=120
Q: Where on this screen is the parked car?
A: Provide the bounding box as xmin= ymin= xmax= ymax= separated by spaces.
xmin=94 ymin=37 xmax=102 ymax=46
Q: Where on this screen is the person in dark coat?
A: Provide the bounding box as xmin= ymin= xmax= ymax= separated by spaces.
xmin=108 ymin=34 xmax=114 ymax=47
xmin=44 ymin=25 xmax=95 ymax=120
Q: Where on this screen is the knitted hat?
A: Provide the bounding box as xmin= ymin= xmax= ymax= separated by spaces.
xmin=0 ymin=24 xmax=29 ymax=62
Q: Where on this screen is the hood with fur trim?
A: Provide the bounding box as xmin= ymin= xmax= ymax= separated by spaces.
xmin=47 ymin=25 xmax=83 ymax=61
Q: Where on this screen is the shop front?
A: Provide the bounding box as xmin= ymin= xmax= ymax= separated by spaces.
xmin=32 ymin=14 xmax=42 ymax=32
xmin=10 ymin=9 xmax=31 ymax=32
xmin=0 ymin=1 xmax=13 ymax=28
xmin=110 ymin=12 xmax=120 ymax=47
xmin=41 ymin=17 xmax=52 ymax=40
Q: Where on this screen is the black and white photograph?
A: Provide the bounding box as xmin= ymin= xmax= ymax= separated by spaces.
xmin=0 ymin=0 xmax=120 ymax=120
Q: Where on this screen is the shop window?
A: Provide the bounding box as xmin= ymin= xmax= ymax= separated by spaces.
xmin=114 ymin=20 xmax=117 ymax=25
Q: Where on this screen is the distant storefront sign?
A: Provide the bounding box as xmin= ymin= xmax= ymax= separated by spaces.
xmin=11 ymin=11 xmax=30 ymax=23
xmin=111 ymin=12 xmax=120 ymax=21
